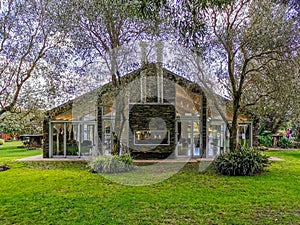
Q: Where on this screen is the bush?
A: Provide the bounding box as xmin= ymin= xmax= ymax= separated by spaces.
xmin=214 ymin=146 xmax=270 ymax=176
xmin=278 ymin=137 xmax=292 ymax=149
xmin=118 ymin=153 xmax=133 ymax=165
xmin=258 ymin=134 xmax=273 ymax=147
xmin=89 ymin=153 xmax=134 ymax=174
xmin=0 ymin=139 xmax=4 ymax=145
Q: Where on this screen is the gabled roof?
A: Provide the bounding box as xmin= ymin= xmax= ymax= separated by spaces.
xmin=46 ymin=63 xmax=205 ymax=120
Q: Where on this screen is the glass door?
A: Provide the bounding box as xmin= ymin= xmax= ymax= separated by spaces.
xmin=193 ymin=121 xmax=201 ymax=157
xmin=52 ymin=123 xmax=65 ymax=157
xmin=78 ymin=123 xmax=96 ymax=157
xmin=238 ymin=123 xmax=251 ymax=147
xmin=50 ymin=121 xmax=97 ymax=158
xmin=176 ymin=118 xmax=201 ymax=158
xmin=207 ymin=123 xmax=225 ymax=158
xmin=176 ymin=120 xmax=192 ymax=157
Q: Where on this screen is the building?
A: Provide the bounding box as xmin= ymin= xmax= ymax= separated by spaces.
xmin=43 ymin=63 xmax=253 ymax=159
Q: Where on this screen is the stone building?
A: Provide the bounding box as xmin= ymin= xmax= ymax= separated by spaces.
xmin=43 ymin=63 xmax=253 ymax=159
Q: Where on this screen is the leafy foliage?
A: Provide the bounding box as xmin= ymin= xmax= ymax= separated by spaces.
xmin=88 ymin=153 xmax=133 ymax=174
xmin=0 ymin=0 xmax=68 ymax=116
xmin=258 ymin=134 xmax=273 ymax=147
xmin=214 ymin=147 xmax=270 ymax=176
xmin=278 ymin=137 xmax=292 ymax=149
xmin=0 ymin=110 xmax=44 ymax=136
xmin=118 ymin=153 xmax=133 ymax=166
xmin=184 ymin=0 xmax=299 ymax=150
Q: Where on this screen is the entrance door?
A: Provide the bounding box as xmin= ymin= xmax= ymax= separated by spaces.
xmin=78 ymin=123 xmax=97 ymax=157
xmin=176 ymin=119 xmax=201 ymax=157
xmin=207 ymin=123 xmax=225 ymax=158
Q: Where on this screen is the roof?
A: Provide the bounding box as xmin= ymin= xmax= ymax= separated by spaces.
xmin=45 ymin=63 xmax=251 ymax=122
xmin=46 ymin=63 xmax=204 ymax=120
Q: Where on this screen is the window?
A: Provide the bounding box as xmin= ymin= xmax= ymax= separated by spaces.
xmin=134 ymin=130 xmax=170 ymax=145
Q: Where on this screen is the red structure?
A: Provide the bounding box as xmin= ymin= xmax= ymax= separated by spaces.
xmin=0 ymin=133 xmax=12 ymax=141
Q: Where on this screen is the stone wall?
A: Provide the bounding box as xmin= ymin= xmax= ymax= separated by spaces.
xmin=129 ymin=104 xmax=176 ymax=159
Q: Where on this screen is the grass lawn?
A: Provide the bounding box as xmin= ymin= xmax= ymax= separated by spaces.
xmin=0 ymin=142 xmax=300 ymax=225
xmin=0 ymin=141 xmax=42 ymax=163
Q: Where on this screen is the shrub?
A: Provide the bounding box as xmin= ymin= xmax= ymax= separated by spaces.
xmin=214 ymin=146 xmax=270 ymax=176
xmin=258 ymin=134 xmax=273 ymax=147
xmin=118 ymin=153 xmax=133 ymax=165
xmin=0 ymin=139 xmax=4 ymax=145
xmin=278 ymin=137 xmax=292 ymax=149
xmin=89 ymin=153 xmax=134 ymax=174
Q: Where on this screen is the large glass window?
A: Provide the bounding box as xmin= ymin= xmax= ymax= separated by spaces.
xmin=207 ymin=122 xmax=225 ymax=158
xmin=176 ymin=87 xmax=202 ymax=117
xmin=66 ymin=124 xmax=78 ymax=156
xmin=50 ymin=121 xmax=97 ymax=158
xmin=103 ymin=120 xmax=112 ymax=155
xmin=193 ymin=121 xmax=201 ymax=157
xmin=177 ymin=121 xmax=192 ymax=157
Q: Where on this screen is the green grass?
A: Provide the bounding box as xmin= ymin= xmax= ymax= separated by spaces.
xmin=0 ymin=141 xmax=42 ymax=163
xmin=0 ymin=142 xmax=300 ymax=224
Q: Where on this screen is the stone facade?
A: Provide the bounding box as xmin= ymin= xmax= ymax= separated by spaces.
xmin=129 ymin=104 xmax=176 ymax=159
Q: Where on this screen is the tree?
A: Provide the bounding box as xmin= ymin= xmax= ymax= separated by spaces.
xmin=242 ymin=51 xmax=300 ymax=134
xmin=0 ymin=0 xmax=69 ymax=116
xmin=193 ymin=0 xmax=298 ymax=150
xmin=0 ymin=108 xmax=44 ymax=138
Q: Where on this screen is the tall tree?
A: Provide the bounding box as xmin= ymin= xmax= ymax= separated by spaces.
xmin=0 ymin=0 xmax=68 ymax=116
xmin=207 ymin=0 xmax=299 ymax=149
xmin=171 ymin=0 xmax=299 ymax=150
xmin=242 ymin=51 xmax=300 ymax=134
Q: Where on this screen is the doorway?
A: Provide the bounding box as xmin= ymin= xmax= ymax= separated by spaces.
xmin=176 ymin=118 xmax=201 ymax=158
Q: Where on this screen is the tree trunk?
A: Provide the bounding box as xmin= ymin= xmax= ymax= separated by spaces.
xmin=111 ymin=92 xmax=126 ymax=155
xmin=229 ymin=121 xmax=238 ymax=151
xmin=229 ymin=97 xmax=240 ymax=151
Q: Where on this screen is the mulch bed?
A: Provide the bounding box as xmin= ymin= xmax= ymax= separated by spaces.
xmin=0 ymin=165 xmax=11 ymax=171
